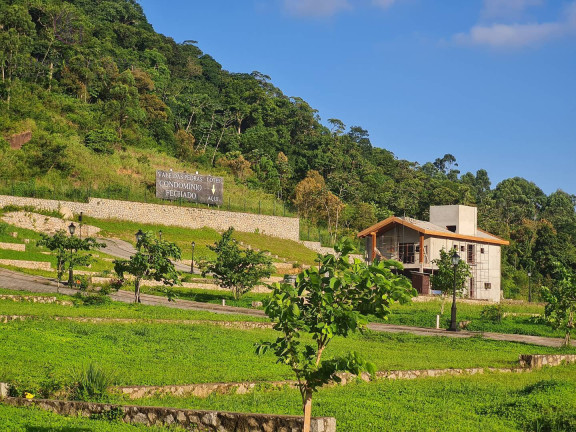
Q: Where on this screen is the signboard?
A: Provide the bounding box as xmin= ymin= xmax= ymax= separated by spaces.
xmin=156 ymin=170 xmax=224 ymax=205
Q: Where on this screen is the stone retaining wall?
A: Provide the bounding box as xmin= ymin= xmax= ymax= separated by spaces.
xmin=2 ymin=398 xmax=336 ymax=432
xmin=0 ymin=315 xmax=273 ymax=330
xmin=0 ymin=294 xmax=72 ymax=305
xmin=0 ymin=259 xmax=51 ymax=270
xmin=518 ymin=354 xmax=576 ymax=369
xmin=0 ymin=242 xmax=26 ymax=251
xmin=0 ymin=195 xmax=300 ymax=242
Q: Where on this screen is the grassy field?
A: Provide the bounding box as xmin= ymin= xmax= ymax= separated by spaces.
xmin=0 ymin=289 xmax=266 ymax=322
xmin=384 ymin=299 xmax=565 ymax=338
xmin=1 ymin=316 xmax=573 ymax=393
xmin=132 ymin=364 xmax=576 ymax=432
xmin=86 ymin=216 xmax=318 ymax=266
xmin=137 ymin=284 xmax=270 ymax=309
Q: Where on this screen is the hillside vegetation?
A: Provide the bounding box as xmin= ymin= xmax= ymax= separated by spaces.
xmin=0 ymin=0 xmax=575 ymax=295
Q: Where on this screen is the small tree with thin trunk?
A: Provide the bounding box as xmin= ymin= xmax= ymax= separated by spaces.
xmin=256 ymin=239 xmax=416 ymax=432
xmin=431 ymin=247 xmax=471 ymax=314
xmin=113 ymin=231 xmax=181 ymax=303
xmin=542 ymin=265 xmax=576 ymax=347
xmin=38 ymin=231 xmax=105 ymax=289
xmin=200 ymin=227 xmax=274 ymax=300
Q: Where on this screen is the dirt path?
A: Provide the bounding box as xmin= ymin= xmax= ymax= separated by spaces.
xmin=0 ymin=268 xmax=571 ymax=347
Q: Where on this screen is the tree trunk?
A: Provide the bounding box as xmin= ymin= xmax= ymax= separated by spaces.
xmin=565 ymin=310 xmax=573 ymax=347
xmin=48 ymin=62 xmax=53 ymax=92
xmin=303 ymin=390 xmax=313 ymax=432
xmin=68 ymin=264 xmax=74 ymax=287
xmin=135 ymin=278 xmax=141 ymax=303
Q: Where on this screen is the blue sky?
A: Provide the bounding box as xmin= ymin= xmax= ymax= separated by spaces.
xmin=138 ymin=0 xmax=576 ymax=196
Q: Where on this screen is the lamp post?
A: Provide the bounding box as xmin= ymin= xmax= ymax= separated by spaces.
xmin=158 ymin=230 xmax=162 ymax=241
xmin=67 ymin=223 xmax=76 ymax=287
xmin=78 ymin=212 xmax=83 ymax=239
xmin=448 ymin=250 xmax=461 ymax=332
xmin=528 ymin=272 xmax=532 ymax=302
xmin=191 ymin=241 xmax=195 ymax=274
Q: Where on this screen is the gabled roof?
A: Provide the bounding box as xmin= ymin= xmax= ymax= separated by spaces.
xmin=357 ymin=216 xmax=509 ymax=246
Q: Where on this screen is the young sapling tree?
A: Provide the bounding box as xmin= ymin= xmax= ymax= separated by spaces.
xmin=431 ymin=247 xmax=471 ymax=315
xmin=542 ymin=265 xmax=576 ymax=347
xmin=256 ymin=239 xmax=416 ymax=432
xmin=200 ymin=227 xmax=274 ymax=300
xmin=114 ymin=231 xmax=181 ymax=303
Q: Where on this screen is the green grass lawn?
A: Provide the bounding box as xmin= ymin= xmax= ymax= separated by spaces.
xmin=85 ymin=216 xmax=318 ymax=266
xmin=137 ymin=285 xmax=270 ymax=309
xmin=1 ymin=317 xmax=573 ymax=393
xmin=384 ymin=299 xmax=566 ymax=338
xmin=0 ymin=290 xmax=267 ymax=322
xmin=133 ymin=364 xmax=576 ymax=432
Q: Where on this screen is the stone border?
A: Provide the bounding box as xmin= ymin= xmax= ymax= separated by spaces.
xmin=519 ymin=354 xmax=576 ymax=369
xmin=0 ymin=259 xmax=52 ymax=270
xmin=0 ymin=242 xmax=26 ymax=251
xmin=0 ymin=315 xmax=272 ymax=329
xmin=1 ymin=398 xmax=336 ymax=432
xmin=0 ymin=295 xmax=72 ymax=306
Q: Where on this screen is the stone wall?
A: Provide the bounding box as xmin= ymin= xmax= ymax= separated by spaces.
xmin=0 ymin=195 xmax=300 ymax=241
xmin=0 ymin=259 xmax=51 ymax=270
xmin=518 ymin=354 xmax=576 ymax=369
xmin=0 ymin=294 xmax=73 ymax=305
xmin=0 ymin=242 xmax=26 ymax=251
xmin=2 ymin=398 xmax=336 ymax=432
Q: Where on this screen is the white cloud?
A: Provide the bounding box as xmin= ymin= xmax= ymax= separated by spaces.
xmin=454 ymin=1 xmax=576 ymax=48
xmin=482 ymin=0 xmax=543 ymax=19
xmin=454 ymin=22 xmax=564 ymax=47
xmin=283 ymin=0 xmax=352 ymax=17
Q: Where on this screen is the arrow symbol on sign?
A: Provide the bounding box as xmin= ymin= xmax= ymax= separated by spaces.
xmin=212 ymin=184 xmax=216 ymax=194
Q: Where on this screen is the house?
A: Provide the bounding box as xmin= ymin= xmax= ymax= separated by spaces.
xmin=357 ymin=205 xmax=509 ymax=302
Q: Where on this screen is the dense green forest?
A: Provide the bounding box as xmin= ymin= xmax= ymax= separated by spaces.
xmin=0 ymin=0 xmax=575 ymax=297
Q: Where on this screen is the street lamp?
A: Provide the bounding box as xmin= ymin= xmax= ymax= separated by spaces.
xmin=191 ymin=241 xmax=195 ymax=274
xmin=448 ymin=250 xmax=461 ymax=332
xmin=528 ymin=272 xmax=532 ymax=302
xmin=158 ymin=230 xmax=163 ymax=240
xmin=68 ymin=222 xmax=76 ymax=236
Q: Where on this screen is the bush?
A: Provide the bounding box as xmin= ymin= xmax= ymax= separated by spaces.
xmin=75 ymin=293 xmax=111 ymax=306
xmin=84 ymin=129 xmax=116 ymax=154
xmin=71 ymin=363 xmax=116 ymax=402
xmin=74 ymin=275 xmax=91 ymax=291
xmin=481 ymin=304 xmax=503 ymax=323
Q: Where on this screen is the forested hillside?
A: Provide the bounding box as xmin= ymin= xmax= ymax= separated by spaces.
xmin=0 ymin=0 xmax=574 ymax=296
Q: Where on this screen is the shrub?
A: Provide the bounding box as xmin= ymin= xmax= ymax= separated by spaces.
xmin=75 ymin=275 xmax=91 ymax=291
xmin=481 ymin=304 xmax=503 ymax=323
xmin=71 ymin=363 xmax=116 ymax=402
xmin=84 ymin=129 xmax=116 ymax=154
xmin=75 ymin=293 xmax=111 ymax=306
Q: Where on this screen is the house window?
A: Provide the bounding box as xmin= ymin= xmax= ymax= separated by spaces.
xmin=460 ymin=245 xmax=465 ymax=252
xmin=467 ymin=245 xmax=475 ymax=264
xmin=481 ymin=247 xmax=485 ymax=254
xmin=484 ymin=283 xmax=492 ymax=290
xmin=446 ymin=225 xmax=456 ymax=232
xmin=399 ymin=243 xmax=415 ymax=264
